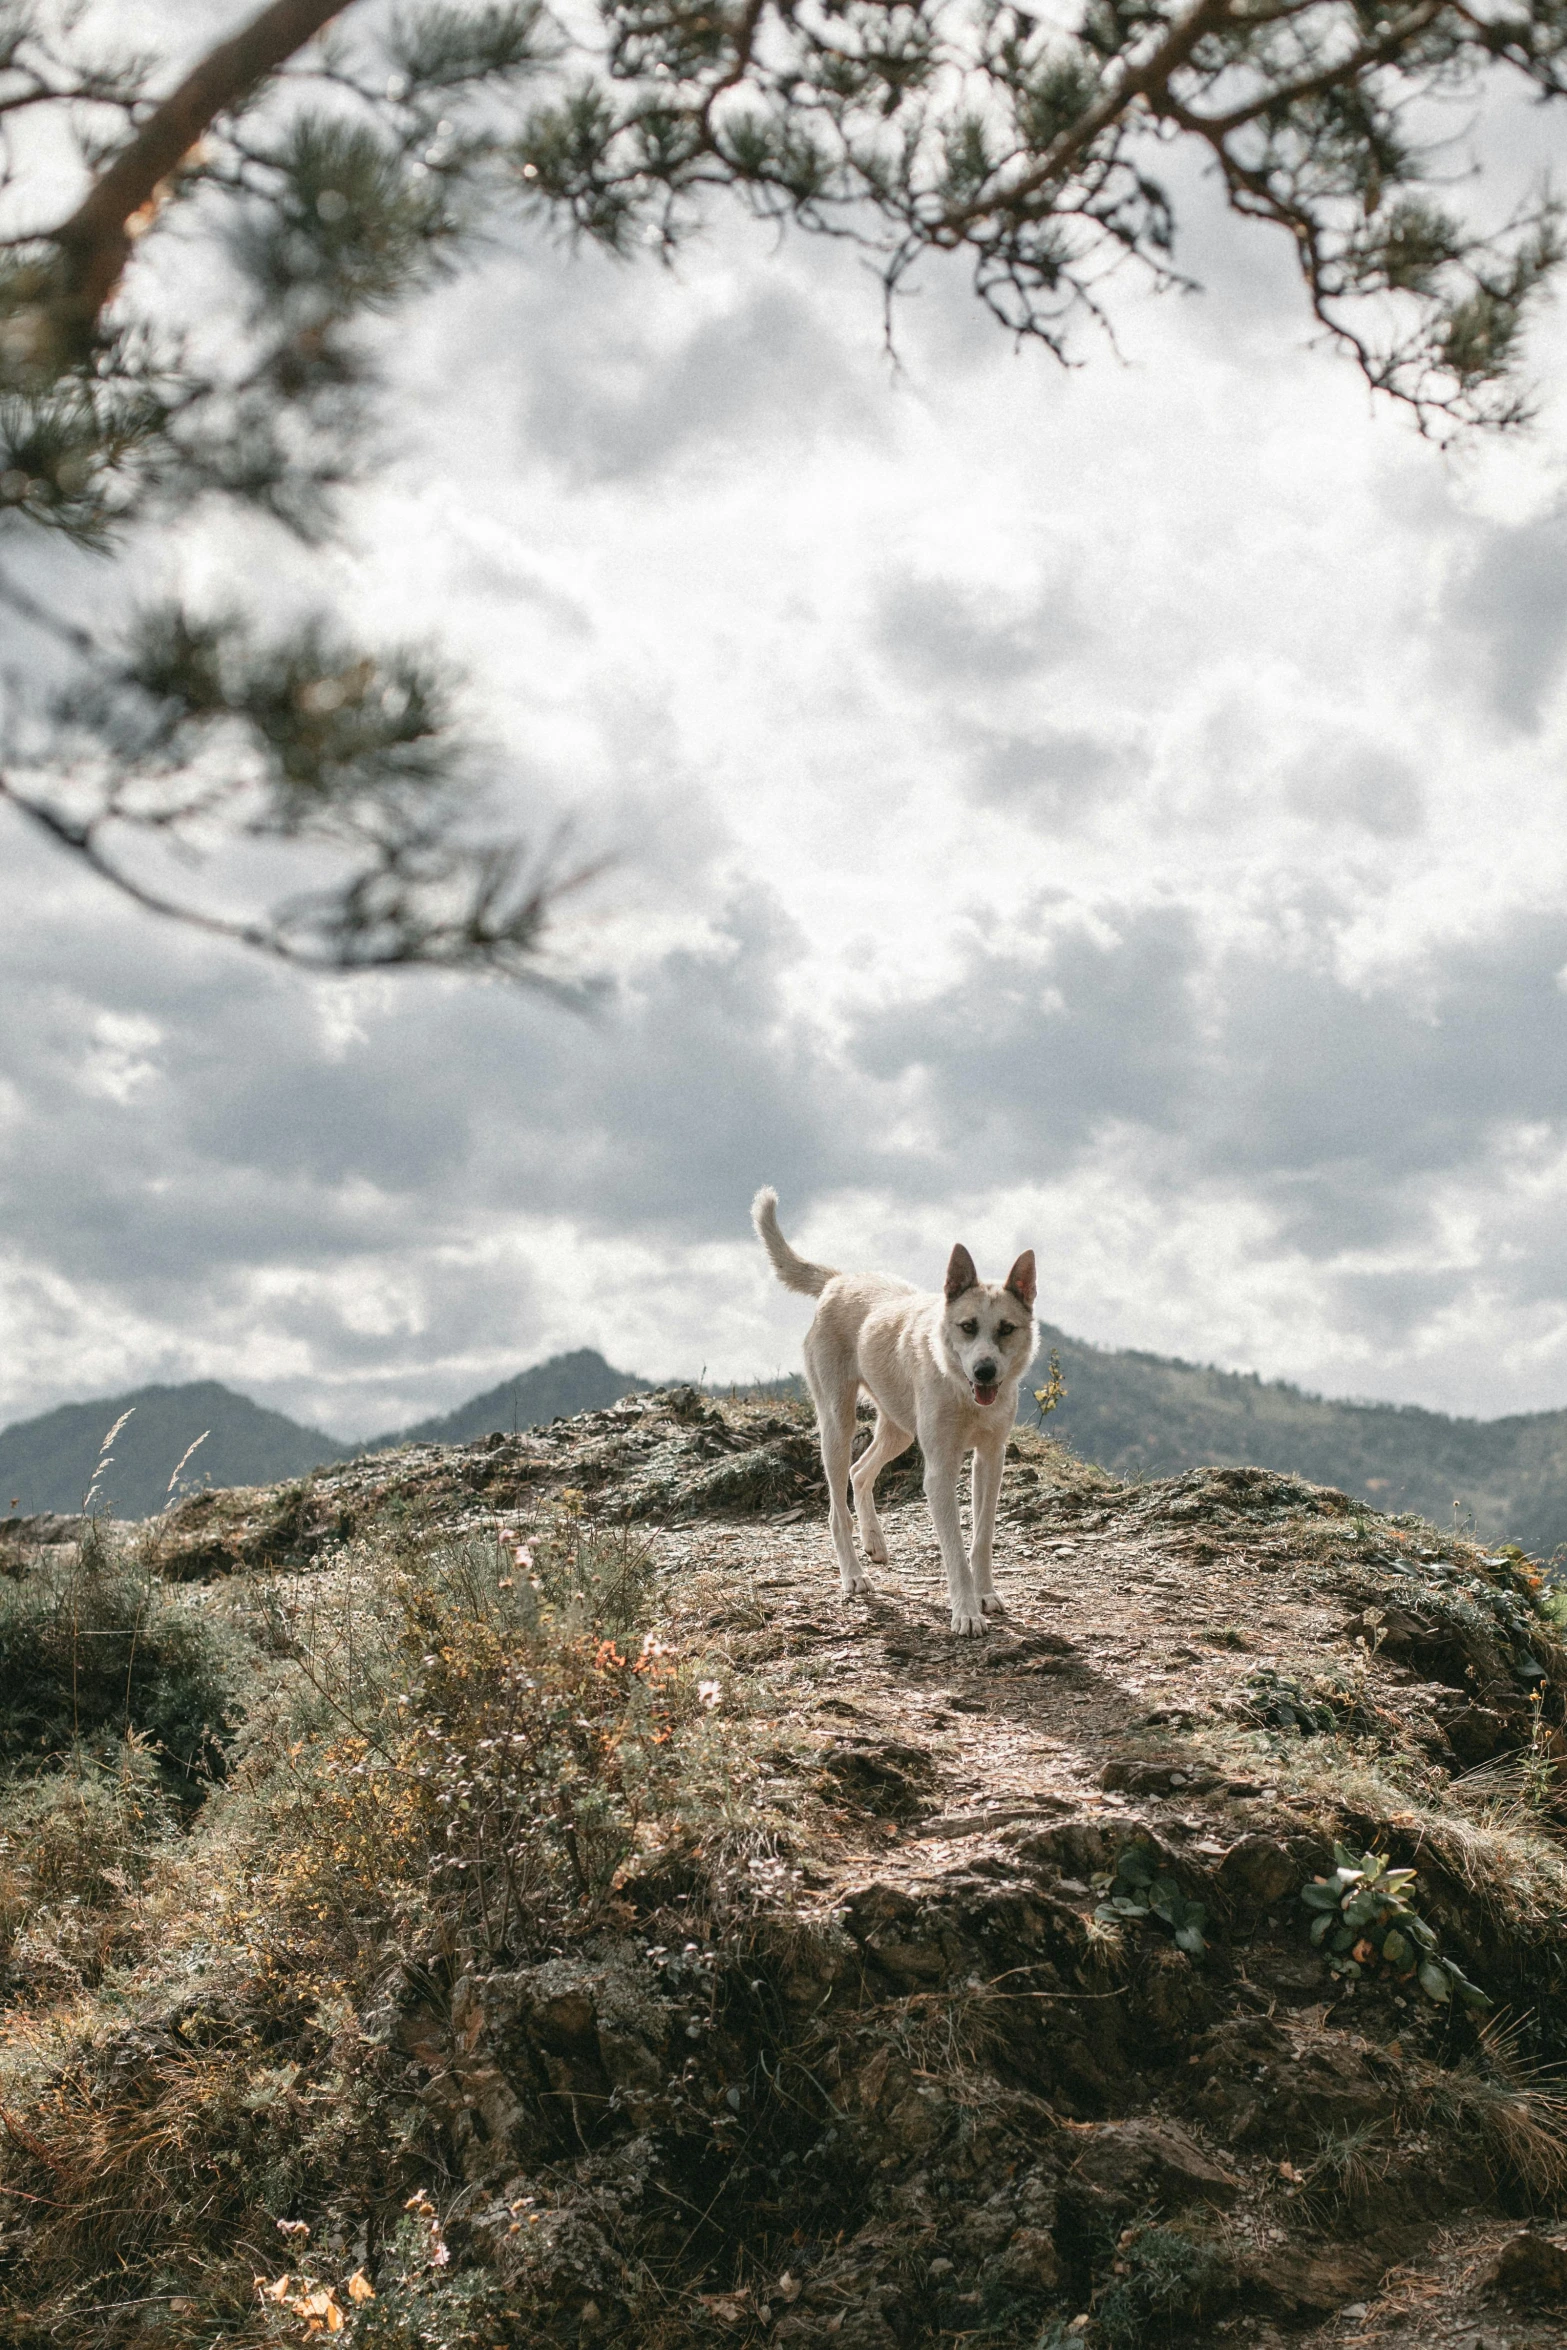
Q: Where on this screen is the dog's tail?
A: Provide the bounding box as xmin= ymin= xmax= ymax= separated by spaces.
xmin=751 ymin=1187 xmax=836 ymax=1297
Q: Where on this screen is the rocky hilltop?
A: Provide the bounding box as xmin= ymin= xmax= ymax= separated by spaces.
xmin=4 ymin=1394 xmax=1567 ymax=2349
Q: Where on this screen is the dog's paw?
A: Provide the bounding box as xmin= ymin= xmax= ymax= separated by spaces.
xmin=861 ymin=1530 xmax=889 ymax=1565
xmin=842 ymin=1570 xmax=875 ymax=1598
xmin=979 ymin=1592 xmax=1008 ymax=1618
xmin=950 ymin=1605 xmax=986 ymax=1636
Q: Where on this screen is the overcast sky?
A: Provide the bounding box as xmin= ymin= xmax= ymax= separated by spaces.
xmin=7 ymin=13 xmax=1567 ymax=1438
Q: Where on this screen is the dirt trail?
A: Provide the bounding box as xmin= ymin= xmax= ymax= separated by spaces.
xmin=636 ymin=1424 xmax=1567 ymax=2349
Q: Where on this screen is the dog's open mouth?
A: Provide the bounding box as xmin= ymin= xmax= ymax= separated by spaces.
xmin=972 ymin=1381 xmax=999 ymax=1407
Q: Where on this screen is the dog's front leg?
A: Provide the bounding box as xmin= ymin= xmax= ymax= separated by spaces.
xmin=970 ymin=1433 xmax=1008 ymax=1618
xmin=920 ymin=1432 xmax=983 ymax=1634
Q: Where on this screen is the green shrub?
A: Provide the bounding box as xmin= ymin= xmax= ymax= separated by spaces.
xmin=1094 ymin=1842 xmax=1208 ymax=1957
xmin=1300 ymin=1843 xmax=1490 ymax=2005
xmin=1237 ymin=1666 xmax=1340 ymax=1734
xmin=8 ymin=1735 xmax=175 ymax=1906
xmin=0 ymin=1529 xmax=239 ymax=1781
xmin=263 ymin=1510 xmax=728 ymax=1967
xmin=0 ymin=1735 xmax=178 ymax=1992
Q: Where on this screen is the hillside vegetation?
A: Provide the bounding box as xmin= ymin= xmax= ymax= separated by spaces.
xmin=5 ymin=1392 xmax=1567 ymax=2348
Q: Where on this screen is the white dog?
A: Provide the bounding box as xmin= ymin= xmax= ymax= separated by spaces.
xmin=752 ymin=1188 xmax=1037 ymax=1635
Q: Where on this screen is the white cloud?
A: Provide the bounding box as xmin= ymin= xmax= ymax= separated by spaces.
xmin=7 ymin=91 xmax=1567 ymax=1434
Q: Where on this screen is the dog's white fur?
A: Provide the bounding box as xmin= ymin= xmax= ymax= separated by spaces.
xmin=752 ymin=1188 xmax=1037 ymax=1635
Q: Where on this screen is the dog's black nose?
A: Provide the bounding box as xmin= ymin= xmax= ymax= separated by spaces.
xmin=974 ymin=1359 xmax=998 ymax=1384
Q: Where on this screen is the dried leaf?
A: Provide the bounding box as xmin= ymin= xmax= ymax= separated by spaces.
xmin=697 ymin=2291 xmax=750 ymax=2324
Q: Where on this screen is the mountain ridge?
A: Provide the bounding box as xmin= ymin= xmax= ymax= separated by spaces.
xmin=370 ymin=1348 xmax=654 ymax=1449
xmin=0 ymin=1381 xmax=356 ymax=1524
xmin=1032 ymin=1323 xmax=1567 ymax=1554
xmin=6 ymin=1337 xmax=1567 ymax=1552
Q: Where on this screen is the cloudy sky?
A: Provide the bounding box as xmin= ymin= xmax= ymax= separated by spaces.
xmin=7 ymin=11 xmax=1567 ymax=1439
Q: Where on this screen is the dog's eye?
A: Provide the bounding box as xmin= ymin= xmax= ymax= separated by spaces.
xmin=959 ymin=1319 xmax=979 ymax=1338
xmin=997 ymin=1321 xmax=1015 ymax=1338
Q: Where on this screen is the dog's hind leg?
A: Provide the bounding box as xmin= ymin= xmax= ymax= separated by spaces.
xmin=851 ymin=1410 xmax=913 ymax=1565
xmin=803 ymin=1334 xmax=871 ymax=1597
xmin=970 ymin=1432 xmax=1009 ymax=1617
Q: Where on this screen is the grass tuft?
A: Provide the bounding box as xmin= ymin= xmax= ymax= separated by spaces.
xmin=1093 ymin=2224 xmax=1233 ymax=2347
xmin=0 ymin=1499 xmax=786 ymax=2345
xmin=1423 ymin=2014 xmax=1567 ymax=2203
xmin=1302 ymin=2118 xmax=1390 ymax=2222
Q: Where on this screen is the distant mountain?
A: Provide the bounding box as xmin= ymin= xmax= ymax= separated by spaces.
xmin=1033 ymin=1325 xmax=1567 ymax=1558
xmin=0 ymin=1352 xmax=658 ymax=1522
xmin=374 ymin=1350 xmax=653 ymax=1447
xmin=0 ymin=1382 xmax=354 ymax=1521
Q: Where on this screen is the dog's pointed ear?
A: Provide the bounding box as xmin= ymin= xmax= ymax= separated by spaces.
xmin=1005 ymin=1250 xmax=1037 ymax=1310
xmin=945 ymin=1244 xmax=978 ymax=1301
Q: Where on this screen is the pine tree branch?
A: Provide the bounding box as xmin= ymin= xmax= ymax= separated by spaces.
xmin=0 ymin=772 xmax=277 ymax=954
xmin=934 ymin=0 xmax=1234 ymax=236
xmin=0 ymin=768 xmax=594 ymax=982
xmin=48 ymin=0 xmax=358 ymax=347
xmin=1171 ymin=0 xmax=1445 ymax=139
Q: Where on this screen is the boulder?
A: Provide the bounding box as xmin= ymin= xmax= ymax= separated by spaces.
xmin=1068 ymin=2118 xmax=1240 ymax=2208
xmin=843 ymin=1883 xmax=951 ymax=1984
xmin=1217 ymin=1835 xmax=1300 ymax=1909
xmin=1437 ymin=1702 xmax=1514 ymax=1765
xmin=1492 ymin=2232 xmax=1567 ymax=2305
xmin=1238 ymin=2240 xmax=1385 ymax=2313
xmin=991 ymin=2227 xmax=1060 ymax=2294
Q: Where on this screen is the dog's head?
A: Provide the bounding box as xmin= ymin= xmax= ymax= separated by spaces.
xmin=940 ymin=1245 xmax=1037 ymax=1409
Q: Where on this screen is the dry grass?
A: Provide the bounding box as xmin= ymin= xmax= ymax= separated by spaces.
xmin=1421 ymin=2015 xmax=1567 ymax=2205
xmin=1218 ymin=1727 xmax=1434 ymax=1819
xmin=0 ymin=1500 xmax=806 ymax=2350
xmin=876 ymin=1978 xmax=1012 ymax=2081
xmin=0 ymin=1960 xmax=420 ymax=2350
xmin=1250 ymin=1731 xmax=1567 ymax=1938
xmin=1402 ymin=1802 xmax=1567 ymax=1924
